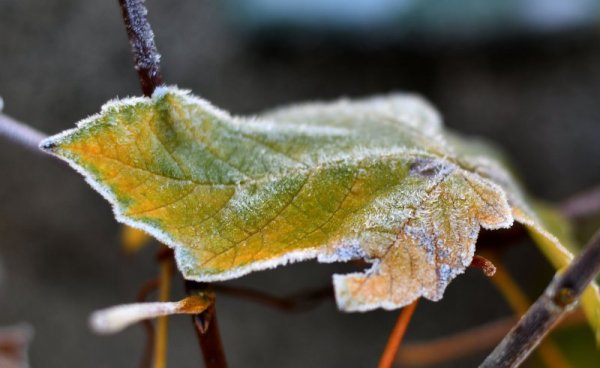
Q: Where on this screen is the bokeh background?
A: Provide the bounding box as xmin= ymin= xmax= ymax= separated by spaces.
xmin=1 ymin=0 xmax=600 ymax=367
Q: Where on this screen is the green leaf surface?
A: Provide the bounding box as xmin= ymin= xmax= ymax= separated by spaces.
xmin=40 ymin=88 xmax=600 ymax=332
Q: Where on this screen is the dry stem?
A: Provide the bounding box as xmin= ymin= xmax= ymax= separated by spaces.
xmin=186 ymin=282 xmax=228 ymax=368
xmin=136 ymin=278 xmax=160 ymax=368
xmin=379 ymin=299 xmax=419 ymax=368
xmin=154 ymin=256 xmax=173 ymax=368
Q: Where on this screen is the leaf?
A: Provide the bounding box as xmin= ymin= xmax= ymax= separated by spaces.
xmin=40 ymin=87 xmax=600 ymax=329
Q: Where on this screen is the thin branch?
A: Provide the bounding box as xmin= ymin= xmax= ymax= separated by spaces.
xmin=395 ymin=309 xmax=586 ymax=367
xmin=186 ymin=282 xmax=228 ymax=368
xmin=154 ymin=256 xmax=173 ymax=368
xmin=212 ymin=284 xmax=333 ymax=312
xmin=136 ymin=278 xmax=159 ymax=368
xmin=379 ymin=299 xmax=419 ymax=368
xmin=117 ymin=0 xmax=163 ymax=96
xmin=0 ymin=113 xmax=47 ymax=153
xmin=482 ymin=230 xmax=600 ymax=368
xmin=560 ymin=185 xmax=600 ymax=220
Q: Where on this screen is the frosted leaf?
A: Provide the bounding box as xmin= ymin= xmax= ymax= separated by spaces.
xmin=40 ymin=87 xmax=600 ymax=334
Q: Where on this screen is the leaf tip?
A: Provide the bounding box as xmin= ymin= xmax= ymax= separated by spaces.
xmin=38 ymin=138 xmax=57 ymax=153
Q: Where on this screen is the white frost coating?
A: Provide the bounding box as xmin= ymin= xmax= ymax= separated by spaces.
xmin=463 ymin=171 xmax=514 ymax=230
xmin=176 ymin=246 xmax=322 ymax=282
xmin=90 ymin=301 xmax=180 ymax=334
xmin=236 ymin=116 xmax=353 ymax=137
xmin=317 ymin=239 xmax=368 ymax=263
xmin=333 ymin=220 xmax=479 ymax=313
xmin=263 ymin=93 xmax=443 ymax=137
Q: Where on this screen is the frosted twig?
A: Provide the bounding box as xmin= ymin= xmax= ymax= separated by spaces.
xmin=481 ymin=230 xmax=600 ymax=368
xmin=117 ymin=0 xmax=163 ymax=96
xmin=0 ymin=113 xmax=47 ymax=153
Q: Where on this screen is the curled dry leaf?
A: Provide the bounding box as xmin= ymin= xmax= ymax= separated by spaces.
xmin=41 ymin=87 xmax=599 ymax=335
xmin=90 ymin=294 xmax=213 ymax=334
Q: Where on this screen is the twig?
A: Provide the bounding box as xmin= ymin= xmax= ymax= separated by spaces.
xmin=117 ymin=0 xmax=163 ymax=96
xmin=379 ymin=299 xmax=419 ymax=368
xmin=481 ymin=230 xmax=600 ymax=368
xmin=186 ymin=282 xmax=228 ymax=368
xmin=395 ymin=309 xmax=586 ymax=367
xmin=136 ymin=278 xmax=160 ymax=368
xmin=0 ymin=113 xmax=47 ymax=153
xmin=560 ymin=185 xmax=600 ymax=220
xmin=212 ymin=284 xmax=333 ymax=312
xmin=154 ymin=256 xmax=173 ymax=368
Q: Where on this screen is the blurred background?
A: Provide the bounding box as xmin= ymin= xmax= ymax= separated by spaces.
xmin=1 ymin=0 xmax=600 ymax=366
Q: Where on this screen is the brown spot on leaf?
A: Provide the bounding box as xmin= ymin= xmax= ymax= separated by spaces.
xmin=410 ymin=157 xmax=451 ymax=178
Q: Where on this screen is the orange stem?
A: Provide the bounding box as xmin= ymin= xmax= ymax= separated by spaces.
xmin=154 ymin=255 xmax=173 ymax=368
xmin=379 ymin=299 xmax=419 ymax=368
